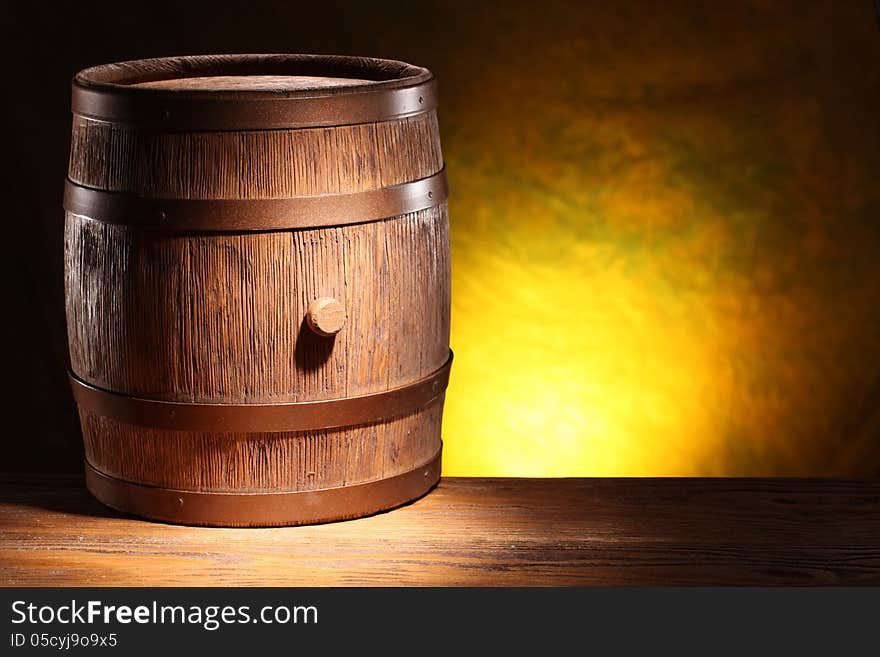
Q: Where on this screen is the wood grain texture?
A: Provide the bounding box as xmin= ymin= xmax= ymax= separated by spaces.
xmin=64 ymin=58 xmax=450 ymax=505
xmin=67 ymin=113 xmax=442 ymax=197
xmin=78 ymin=403 xmax=443 ymax=492
xmin=65 ymin=206 xmax=449 ymax=494
xmin=65 ymin=206 xmax=450 ymax=401
xmin=1 ymin=476 xmax=878 ymax=586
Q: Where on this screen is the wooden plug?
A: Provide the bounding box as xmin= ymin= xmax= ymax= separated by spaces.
xmin=306 ymin=297 xmax=345 ymax=337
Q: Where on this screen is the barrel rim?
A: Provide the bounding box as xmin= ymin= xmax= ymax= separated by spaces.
xmin=74 ymin=53 xmax=433 ymax=97
xmin=72 ymin=54 xmax=437 ymax=129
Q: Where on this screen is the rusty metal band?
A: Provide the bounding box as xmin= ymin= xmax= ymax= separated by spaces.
xmin=63 ymin=168 xmax=447 ymax=232
xmin=71 ymin=77 xmax=437 ymax=130
xmin=85 ymin=448 xmax=442 ymax=526
xmin=70 ymin=351 xmax=452 ymax=433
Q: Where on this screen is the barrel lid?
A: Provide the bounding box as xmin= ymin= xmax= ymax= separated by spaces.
xmin=131 ymin=75 xmax=376 ymax=92
xmin=71 ymin=54 xmax=436 ymax=130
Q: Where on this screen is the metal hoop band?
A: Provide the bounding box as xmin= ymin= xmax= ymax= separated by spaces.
xmin=85 ymin=448 xmax=442 ymax=527
xmin=63 ymin=168 xmax=447 ymax=232
xmin=70 ymin=352 xmax=452 ymax=433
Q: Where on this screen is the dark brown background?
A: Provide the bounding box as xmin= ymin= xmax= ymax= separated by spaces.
xmin=3 ymin=1 xmax=880 ymax=476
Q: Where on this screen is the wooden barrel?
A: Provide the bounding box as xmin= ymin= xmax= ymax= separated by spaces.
xmin=63 ymin=55 xmax=451 ymax=526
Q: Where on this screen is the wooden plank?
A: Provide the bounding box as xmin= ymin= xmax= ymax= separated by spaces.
xmin=1 ymin=476 xmax=878 ymax=586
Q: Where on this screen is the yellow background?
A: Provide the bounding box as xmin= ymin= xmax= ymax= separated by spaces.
xmin=430 ymin=1 xmax=880 ymax=476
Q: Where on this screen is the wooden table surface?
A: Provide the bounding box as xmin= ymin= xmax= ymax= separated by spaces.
xmin=1 ymin=475 xmax=878 ymax=586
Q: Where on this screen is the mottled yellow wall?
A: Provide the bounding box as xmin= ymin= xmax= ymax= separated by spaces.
xmin=431 ymin=1 xmax=880 ymax=475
